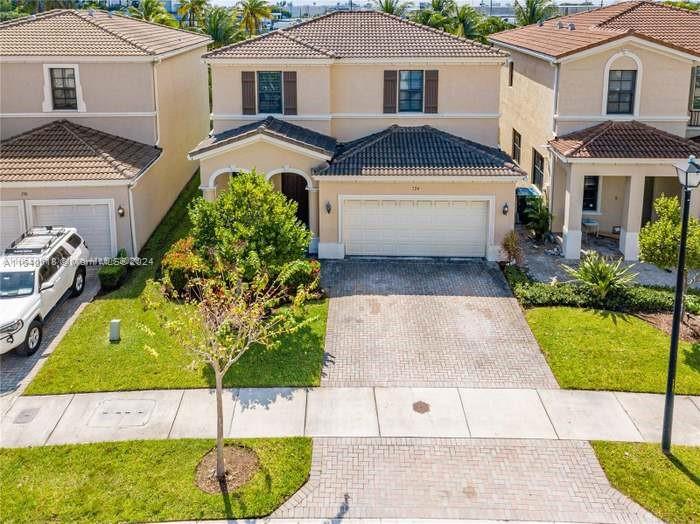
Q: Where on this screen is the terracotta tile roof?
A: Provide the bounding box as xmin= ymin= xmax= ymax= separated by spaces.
xmin=489 ymin=1 xmax=700 ymax=59
xmin=0 ymin=9 xmax=210 ymax=57
xmin=205 ymin=10 xmax=506 ymax=60
xmin=317 ymin=125 xmax=524 ymax=177
xmin=548 ymin=120 xmax=700 ymax=159
xmin=0 ymin=120 xmax=162 ymax=182
xmin=189 ymin=116 xmax=338 ymax=158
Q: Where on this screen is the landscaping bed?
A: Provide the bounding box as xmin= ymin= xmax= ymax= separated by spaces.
xmin=592 ymin=441 xmax=700 ymax=524
xmin=26 ymin=175 xmax=328 ymax=395
xmin=0 ymin=438 xmax=311 ymax=523
xmin=526 ymin=307 xmax=700 ymax=394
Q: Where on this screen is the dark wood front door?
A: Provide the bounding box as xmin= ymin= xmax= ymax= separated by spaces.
xmin=281 ymin=173 xmax=309 ymax=226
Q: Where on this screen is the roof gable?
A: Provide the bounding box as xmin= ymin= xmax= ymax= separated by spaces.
xmin=489 ymin=1 xmax=700 ymax=59
xmin=0 ymin=9 xmax=210 ymax=57
xmin=205 ymin=10 xmax=506 ymax=60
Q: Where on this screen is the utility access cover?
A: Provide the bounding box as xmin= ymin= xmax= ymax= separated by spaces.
xmin=88 ymin=399 xmax=156 ymax=428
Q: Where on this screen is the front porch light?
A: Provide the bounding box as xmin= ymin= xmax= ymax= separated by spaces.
xmin=502 ymin=202 xmax=509 ymax=215
xmin=325 ymin=201 xmax=332 ymax=214
xmin=675 ymin=155 xmax=700 ymax=188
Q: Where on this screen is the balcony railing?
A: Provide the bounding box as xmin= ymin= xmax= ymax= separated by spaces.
xmin=690 ymin=110 xmax=700 ymax=128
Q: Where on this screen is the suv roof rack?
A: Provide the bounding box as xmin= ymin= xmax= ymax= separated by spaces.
xmin=4 ymin=226 xmax=70 ymax=256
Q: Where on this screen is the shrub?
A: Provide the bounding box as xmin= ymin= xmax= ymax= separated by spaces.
xmin=98 ymin=248 xmax=129 ymax=291
xmin=501 ymin=230 xmax=523 ymax=266
xmin=562 ymin=251 xmax=637 ymax=300
xmin=523 ymin=196 xmax=551 ymax=240
xmin=161 ymin=236 xmax=209 ymax=294
xmin=279 ymin=258 xmax=321 ymax=293
xmin=188 ymin=170 xmax=311 ymax=279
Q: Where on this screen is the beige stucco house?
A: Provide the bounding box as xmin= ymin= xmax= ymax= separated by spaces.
xmin=0 ymin=9 xmax=210 ymax=257
xmin=490 ymin=1 xmax=700 ymax=260
xmin=190 ymin=10 xmax=525 ymax=260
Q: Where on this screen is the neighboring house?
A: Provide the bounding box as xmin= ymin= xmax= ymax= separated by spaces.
xmin=490 ymin=1 xmax=700 ymax=260
xmin=190 ymin=10 xmax=525 ymax=260
xmin=0 ymin=9 xmax=210 ymax=257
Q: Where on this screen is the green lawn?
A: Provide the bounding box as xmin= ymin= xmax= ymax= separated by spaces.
xmin=526 ymin=307 xmax=700 ymax=394
xmin=0 ymin=438 xmax=311 ymax=523
xmin=592 ymin=442 xmax=700 ymax=523
xmin=26 ymin=175 xmax=328 ymax=395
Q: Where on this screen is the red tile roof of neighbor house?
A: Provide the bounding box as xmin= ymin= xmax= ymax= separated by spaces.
xmin=0 ymin=120 xmax=161 ymax=182
xmin=548 ymin=120 xmax=700 ymax=159
xmin=489 ymin=1 xmax=700 ymax=59
xmin=204 ymin=10 xmax=507 ymax=60
xmin=0 ymin=9 xmax=210 ymax=57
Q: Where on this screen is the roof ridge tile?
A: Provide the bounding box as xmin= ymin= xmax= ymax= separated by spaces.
xmin=277 ymin=30 xmax=337 ymax=58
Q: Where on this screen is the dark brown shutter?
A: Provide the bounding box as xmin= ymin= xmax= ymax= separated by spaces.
xmin=383 ymin=70 xmax=397 ymax=114
xmin=424 ymin=70 xmax=438 ymax=113
xmin=242 ymin=71 xmax=256 ymax=115
xmin=283 ymin=71 xmax=297 ymax=115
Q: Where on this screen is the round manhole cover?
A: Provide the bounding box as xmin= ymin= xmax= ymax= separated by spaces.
xmin=413 ymin=401 xmax=430 ymax=414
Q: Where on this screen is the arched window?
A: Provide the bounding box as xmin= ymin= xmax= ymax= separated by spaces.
xmin=602 ymin=51 xmax=642 ymax=116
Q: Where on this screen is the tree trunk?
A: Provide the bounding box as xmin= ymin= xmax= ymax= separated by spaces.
xmin=214 ymin=368 xmax=226 ymax=481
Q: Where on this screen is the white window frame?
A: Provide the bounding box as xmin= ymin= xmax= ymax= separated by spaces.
xmin=42 ymin=64 xmax=87 ymax=113
xmin=582 ymin=175 xmax=603 ymax=215
xmin=601 ymin=50 xmax=642 ymax=117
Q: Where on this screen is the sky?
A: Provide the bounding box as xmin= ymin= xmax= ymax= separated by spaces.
xmin=211 ymin=0 xmax=611 ymax=9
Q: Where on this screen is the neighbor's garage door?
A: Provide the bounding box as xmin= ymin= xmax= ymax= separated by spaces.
xmin=342 ymin=198 xmax=488 ymax=257
xmin=29 ymin=200 xmax=115 ymax=258
xmin=1 ymin=201 xmax=25 ymax=250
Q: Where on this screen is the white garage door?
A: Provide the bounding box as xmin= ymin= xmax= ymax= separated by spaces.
xmin=1 ymin=202 xmax=25 ymax=250
xmin=29 ymin=200 xmax=115 ymax=258
xmin=342 ymin=198 xmax=489 ymax=257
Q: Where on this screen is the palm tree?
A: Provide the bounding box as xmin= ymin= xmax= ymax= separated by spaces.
xmin=373 ymin=0 xmax=412 ymax=17
xmin=476 ymin=16 xmax=514 ymax=42
xmin=202 ymin=6 xmax=245 ymax=49
xmin=237 ymin=0 xmax=271 ymax=35
xmin=409 ymin=0 xmax=455 ymax=31
xmin=452 ymin=5 xmax=481 ymax=39
xmin=513 ymin=0 xmax=558 ymax=26
xmin=178 ymin=0 xmax=208 ymax=27
xmin=129 ymin=0 xmax=177 ymax=26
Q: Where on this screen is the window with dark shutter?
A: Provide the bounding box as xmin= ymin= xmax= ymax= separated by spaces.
xmin=283 ymin=71 xmax=297 ymax=115
xmin=424 ymin=70 xmax=438 ymax=113
xmin=242 ymin=71 xmax=256 ymax=115
xmin=532 ymin=149 xmax=544 ymax=189
xmin=512 ymin=129 xmax=521 ymax=164
xmin=383 ymin=70 xmax=397 ymax=114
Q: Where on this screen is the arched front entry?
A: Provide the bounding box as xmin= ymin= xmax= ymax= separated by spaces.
xmin=280 ymin=172 xmax=310 ymax=226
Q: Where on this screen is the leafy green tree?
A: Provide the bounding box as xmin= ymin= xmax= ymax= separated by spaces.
xmin=189 ymin=170 xmax=311 ymax=278
xmin=202 ymin=6 xmax=244 ymax=48
xmin=452 ymin=4 xmax=481 ymax=39
xmin=129 ymin=0 xmax=177 ymax=26
xmin=410 ymin=0 xmax=455 ymax=31
xmin=178 ymin=0 xmax=208 ymax=27
xmin=237 ymin=0 xmax=271 ymax=35
xmin=663 ymin=0 xmax=699 ymax=10
xmin=524 ymin=196 xmax=552 ymax=240
xmin=514 ymin=0 xmax=558 ymax=26
xmin=373 ymin=0 xmax=412 ymax=17
xmin=476 ymin=16 xmax=514 ymax=41
xmin=639 ymin=195 xmax=700 ymax=286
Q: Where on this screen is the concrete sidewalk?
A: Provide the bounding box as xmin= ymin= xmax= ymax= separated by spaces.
xmin=1 ymin=386 xmax=699 ymax=448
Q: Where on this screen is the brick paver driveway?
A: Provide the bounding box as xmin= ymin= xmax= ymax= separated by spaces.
xmin=321 ymin=259 xmax=558 ymax=388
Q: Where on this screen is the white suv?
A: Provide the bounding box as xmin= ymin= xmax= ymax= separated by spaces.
xmin=0 ymin=227 xmax=90 ymax=356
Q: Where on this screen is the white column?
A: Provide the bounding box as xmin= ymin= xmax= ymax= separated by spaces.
xmin=201 ymin=187 xmax=217 ymax=202
xmin=562 ymin=169 xmax=584 ymax=259
xmin=308 ymin=187 xmax=319 ymax=254
xmin=619 ymin=175 xmax=645 ymax=261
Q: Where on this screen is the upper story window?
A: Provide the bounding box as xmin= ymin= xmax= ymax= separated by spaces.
xmin=606 ymin=70 xmax=637 ymax=115
xmin=692 ymin=67 xmax=700 ymax=111
xmin=50 ymin=67 xmax=78 ymax=110
xmin=583 ymin=176 xmax=600 ymax=212
xmin=532 ymin=149 xmax=544 ymax=189
xmin=257 ymin=71 xmax=283 ymax=114
xmin=399 ymin=70 xmax=423 ymax=112
xmin=508 ymin=61 xmax=514 ymax=87
xmin=512 ymin=129 xmax=521 ymax=163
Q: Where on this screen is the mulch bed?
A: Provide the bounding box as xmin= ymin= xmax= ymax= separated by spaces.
xmin=636 ymin=313 xmax=700 ymax=343
xmin=195 ymin=444 xmax=260 ymax=494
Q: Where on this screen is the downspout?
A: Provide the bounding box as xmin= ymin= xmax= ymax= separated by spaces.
xmin=128 ymin=185 xmax=138 ymax=257
xmin=548 ymin=62 xmax=561 ymax=216
xmin=152 ymin=58 xmax=161 ymax=147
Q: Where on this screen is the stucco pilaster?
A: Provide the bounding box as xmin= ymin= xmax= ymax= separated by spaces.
xmin=562 ymin=167 xmax=584 ymax=259
xmin=619 ymin=175 xmax=645 ymax=261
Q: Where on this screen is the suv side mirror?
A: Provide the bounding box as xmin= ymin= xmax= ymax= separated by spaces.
xmin=40 ymin=282 xmax=55 ymax=292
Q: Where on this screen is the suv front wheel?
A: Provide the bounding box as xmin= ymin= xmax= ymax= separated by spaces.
xmin=70 ymin=266 xmax=86 ymax=297
xmin=16 ymin=319 xmax=42 ymax=357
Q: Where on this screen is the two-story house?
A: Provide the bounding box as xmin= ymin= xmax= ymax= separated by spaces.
xmin=490 ymin=1 xmax=700 ymax=261
xmin=189 ymin=10 xmax=526 ymax=260
xmin=0 ymin=10 xmax=210 ymax=257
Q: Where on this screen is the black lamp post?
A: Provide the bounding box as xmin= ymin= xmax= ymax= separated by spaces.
xmin=662 ymin=155 xmax=700 ymax=454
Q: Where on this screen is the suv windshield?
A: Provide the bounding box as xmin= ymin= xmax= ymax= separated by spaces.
xmin=0 ymin=271 xmax=35 ymax=298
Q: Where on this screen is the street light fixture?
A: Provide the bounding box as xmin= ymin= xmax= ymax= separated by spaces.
xmin=662 ymin=155 xmax=700 ymax=454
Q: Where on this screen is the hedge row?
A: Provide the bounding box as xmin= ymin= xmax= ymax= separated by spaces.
xmin=503 ymin=265 xmax=700 ymax=314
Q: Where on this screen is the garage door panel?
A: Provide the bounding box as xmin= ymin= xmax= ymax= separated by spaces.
xmin=30 ymin=201 xmax=115 ymax=258
xmin=1 ymin=202 xmax=24 ymax=250
xmin=343 ymin=198 xmax=488 ymax=257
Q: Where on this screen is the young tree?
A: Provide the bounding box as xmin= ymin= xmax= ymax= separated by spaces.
xmin=639 ymin=194 xmax=700 ymax=287
xmin=144 ymin=260 xmax=313 ymax=482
